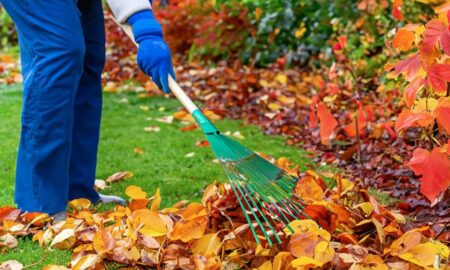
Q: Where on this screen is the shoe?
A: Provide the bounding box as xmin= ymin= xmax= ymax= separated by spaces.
xmin=96 ymin=193 xmax=127 ymax=206
xmin=51 ymin=211 xmax=67 ymax=222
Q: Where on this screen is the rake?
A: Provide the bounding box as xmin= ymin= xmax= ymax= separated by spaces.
xmin=117 ymin=21 xmax=310 ymax=245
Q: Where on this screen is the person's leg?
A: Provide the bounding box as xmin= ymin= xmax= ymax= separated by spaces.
xmin=67 ymin=0 xmax=105 ymax=203
xmin=0 ymin=0 xmax=85 ymax=214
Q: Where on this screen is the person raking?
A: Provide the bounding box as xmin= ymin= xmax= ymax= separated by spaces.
xmin=0 ymin=0 xmax=175 ymax=221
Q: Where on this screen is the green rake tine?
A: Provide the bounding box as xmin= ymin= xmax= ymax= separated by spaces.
xmin=239 ymin=182 xmax=283 ymax=244
xmin=225 ymin=167 xmax=273 ymax=244
xmin=225 ymin=164 xmax=281 ymax=245
xmin=240 ymin=167 xmax=300 ymax=217
xmin=236 ymin=160 xmax=314 ymax=229
xmin=241 ymin=163 xmax=304 ymax=214
xmin=227 ymin=179 xmax=261 ymax=245
xmin=244 ymin=182 xmax=296 ymax=234
xmin=226 ymin=167 xmax=276 ymax=245
xmin=234 ymin=162 xmax=299 ymax=232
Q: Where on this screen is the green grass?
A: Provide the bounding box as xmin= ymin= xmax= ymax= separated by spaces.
xmin=0 ymin=84 xmax=311 ymax=267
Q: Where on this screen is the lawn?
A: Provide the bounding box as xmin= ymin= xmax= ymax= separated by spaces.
xmin=0 ymin=84 xmax=311 ymax=267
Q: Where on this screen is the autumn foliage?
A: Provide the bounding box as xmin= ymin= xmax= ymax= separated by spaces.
xmin=1 ymin=161 xmax=448 ymax=269
xmin=387 ymin=2 xmax=450 ymax=203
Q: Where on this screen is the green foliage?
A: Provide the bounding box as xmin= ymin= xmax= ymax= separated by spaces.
xmin=163 ymin=0 xmax=433 ymax=69
xmin=0 ymin=7 xmax=17 ymax=49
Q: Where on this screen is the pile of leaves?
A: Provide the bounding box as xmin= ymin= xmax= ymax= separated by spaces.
xmin=1 ymin=160 xmax=449 ymax=269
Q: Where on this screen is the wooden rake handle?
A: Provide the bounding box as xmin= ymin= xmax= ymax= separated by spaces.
xmin=113 ymin=17 xmax=199 ymax=114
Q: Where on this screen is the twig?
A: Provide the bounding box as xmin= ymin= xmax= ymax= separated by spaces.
xmin=23 ymin=250 xmax=49 ymax=269
xmin=355 ymin=112 xmax=363 ymax=167
xmin=435 ymin=222 xmax=449 ymax=240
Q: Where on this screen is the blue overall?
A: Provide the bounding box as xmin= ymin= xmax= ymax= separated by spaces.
xmin=1 ymin=0 xmax=104 ymax=214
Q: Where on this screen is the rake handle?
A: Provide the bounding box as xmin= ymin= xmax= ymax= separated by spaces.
xmin=113 ymin=18 xmax=199 ymax=114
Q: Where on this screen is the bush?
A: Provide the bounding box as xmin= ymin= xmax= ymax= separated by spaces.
xmin=0 ymin=6 xmax=17 ymax=49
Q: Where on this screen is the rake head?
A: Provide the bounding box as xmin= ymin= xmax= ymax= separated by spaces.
xmin=193 ymin=111 xmax=309 ymax=245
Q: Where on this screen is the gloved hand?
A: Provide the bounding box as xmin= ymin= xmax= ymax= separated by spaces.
xmin=128 ymin=10 xmax=175 ymax=93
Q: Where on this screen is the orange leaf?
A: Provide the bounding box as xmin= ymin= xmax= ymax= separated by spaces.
xmin=394 ymin=109 xmax=435 ymax=132
xmin=406 ymin=148 xmax=450 ymax=203
xmin=403 ymin=77 xmax=425 ymax=108
xmin=129 ymin=199 xmax=150 ymax=212
xmin=317 ymin=102 xmax=338 ymax=145
xmin=171 ymin=216 xmax=209 ymax=243
xmin=0 ymin=207 xmax=20 ymax=224
xmin=294 ymin=176 xmax=324 ymax=202
xmin=343 ymin=107 xmax=367 ymax=137
xmin=435 ymin=97 xmax=450 ymax=134
xmin=392 ymin=28 xmax=415 ymax=51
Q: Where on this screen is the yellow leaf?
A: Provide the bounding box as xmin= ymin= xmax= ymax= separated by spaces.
xmin=291 ymin=256 xmax=323 ymax=268
xmin=51 ymin=229 xmax=76 ymax=250
xmin=314 ymin=241 xmax=334 ymax=265
xmin=268 ymin=103 xmax=282 ymax=111
xmin=68 ymin=198 xmax=91 ymax=211
xmin=191 ymin=233 xmax=222 ymax=257
xmin=432 ymin=240 xmax=449 ymax=258
xmin=255 ymin=244 xmax=270 ymax=256
xmin=413 ymin=97 xmax=438 ymax=113
xmin=125 ymin=185 xmax=147 ymax=199
xmin=132 ymin=209 xmax=168 ymax=237
xmin=273 ymin=252 xmax=293 ymax=270
xmin=398 ymin=242 xmax=436 ymax=267
xmin=150 ymin=188 xmax=161 ymax=211
xmin=275 ymin=73 xmax=288 ymax=85
xmin=284 ymin=219 xmax=319 ymax=236
xmin=257 ymin=260 xmax=272 ymax=270
xmin=372 ymin=218 xmax=386 ymax=245
xmin=295 ymin=22 xmax=307 ymax=38
xmin=355 ymin=202 xmax=374 ymax=216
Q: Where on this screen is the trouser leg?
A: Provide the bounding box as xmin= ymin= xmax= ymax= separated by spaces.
xmin=0 ymin=0 xmax=85 ymax=214
xmin=68 ymin=0 xmax=105 ymax=202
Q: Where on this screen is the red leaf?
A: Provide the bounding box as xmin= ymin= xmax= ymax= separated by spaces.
xmin=427 ymin=64 xmax=450 ymax=94
xmin=435 ymin=97 xmax=450 ymax=134
xmin=393 ymin=54 xmax=422 ymax=81
xmin=394 ymin=109 xmax=435 ymax=132
xmin=441 ymin=29 xmax=450 ymax=56
xmin=317 ymin=102 xmax=338 ymax=145
xmin=404 ymin=77 xmax=425 ymax=108
xmin=421 ymin=19 xmax=449 ymax=61
xmin=393 ymin=0 xmax=404 ymax=20
xmin=406 ymin=148 xmax=450 ymax=203
xmin=309 ymin=104 xmax=318 ymax=128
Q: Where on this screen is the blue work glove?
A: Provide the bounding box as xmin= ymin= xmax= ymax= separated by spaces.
xmin=128 ymin=10 xmax=175 ymax=93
